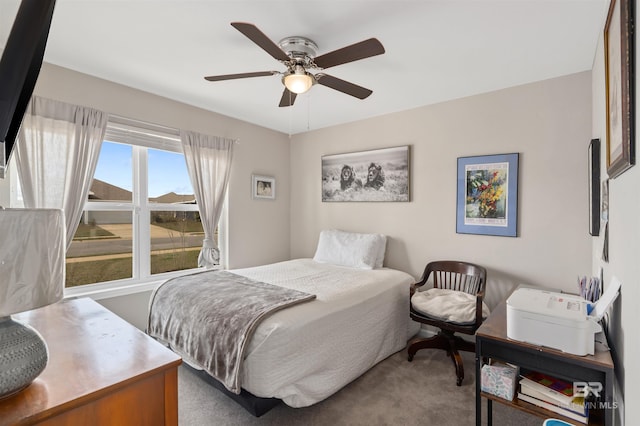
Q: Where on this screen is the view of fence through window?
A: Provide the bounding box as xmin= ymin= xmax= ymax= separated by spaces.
xmin=65 ymin=140 xmax=208 ymax=288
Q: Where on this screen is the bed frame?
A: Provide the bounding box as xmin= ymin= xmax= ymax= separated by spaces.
xmin=184 ymin=364 xmax=281 ymax=417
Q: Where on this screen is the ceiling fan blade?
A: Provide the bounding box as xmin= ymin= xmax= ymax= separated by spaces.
xmin=316 ymin=74 xmax=373 ymax=99
xmin=279 ymin=88 xmax=297 ymax=107
xmin=204 ymin=71 xmax=276 ymax=82
xmin=231 ymin=22 xmax=290 ymax=62
xmin=313 ymin=38 xmax=385 ymax=69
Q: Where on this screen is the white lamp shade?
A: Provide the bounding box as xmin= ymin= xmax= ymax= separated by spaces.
xmin=0 ymin=209 xmax=65 ymax=316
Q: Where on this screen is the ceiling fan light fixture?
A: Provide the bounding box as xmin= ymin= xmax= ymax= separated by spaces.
xmin=283 ymin=66 xmax=314 ymax=94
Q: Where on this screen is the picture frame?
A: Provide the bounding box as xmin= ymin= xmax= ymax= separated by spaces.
xmin=604 ymin=0 xmax=635 ymax=179
xmin=252 ymin=175 xmax=275 ymax=200
xmin=589 ymin=139 xmax=601 ymax=236
xmin=321 ymin=145 xmax=410 ymax=202
xmin=456 ymin=153 xmax=519 ymax=237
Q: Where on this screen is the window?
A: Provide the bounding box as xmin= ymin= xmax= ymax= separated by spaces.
xmin=65 ymin=119 xmax=217 ymax=290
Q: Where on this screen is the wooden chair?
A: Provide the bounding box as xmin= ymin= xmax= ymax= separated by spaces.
xmin=408 ymin=260 xmax=487 ymax=386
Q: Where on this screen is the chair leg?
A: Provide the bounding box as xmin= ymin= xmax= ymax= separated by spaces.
xmin=443 ymin=332 xmax=474 ymax=386
xmin=438 ymin=330 xmax=464 ymax=386
xmin=407 ymin=333 xmax=450 ymax=362
xmin=450 ymin=347 xmax=464 ymax=386
xmin=407 ymin=330 xmax=472 ymax=386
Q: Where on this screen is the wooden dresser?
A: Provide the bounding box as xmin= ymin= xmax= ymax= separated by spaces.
xmin=0 ymin=297 xmax=182 ymax=425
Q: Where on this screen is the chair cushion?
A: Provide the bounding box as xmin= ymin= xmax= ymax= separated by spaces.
xmin=411 ymin=288 xmax=490 ymax=325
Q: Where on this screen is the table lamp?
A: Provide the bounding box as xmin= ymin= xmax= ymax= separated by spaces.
xmin=0 ymin=208 xmax=65 ymax=399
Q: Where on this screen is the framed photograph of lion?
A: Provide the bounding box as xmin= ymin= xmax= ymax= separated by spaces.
xmin=321 ymin=146 xmax=410 ymax=202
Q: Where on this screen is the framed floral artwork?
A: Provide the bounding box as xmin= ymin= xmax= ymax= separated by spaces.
xmin=456 ymin=153 xmax=519 ymax=237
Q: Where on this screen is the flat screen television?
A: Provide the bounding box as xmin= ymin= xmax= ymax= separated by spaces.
xmin=0 ymin=0 xmax=56 ymax=178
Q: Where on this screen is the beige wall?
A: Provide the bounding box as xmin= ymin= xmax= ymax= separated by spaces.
xmin=591 ymin=11 xmax=640 ymax=425
xmin=31 ymin=63 xmax=291 ymax=269
xmin=290 ymin=72 xmax=593 ymax=309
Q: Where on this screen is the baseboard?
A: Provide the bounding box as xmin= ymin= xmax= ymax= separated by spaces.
xmin=417 ymin=326 xmax=436 ymax=338
xmin=614 ymin=377 xmax=624 ymax=426
xmin=416 ymin=325 xmax=475 ymax=343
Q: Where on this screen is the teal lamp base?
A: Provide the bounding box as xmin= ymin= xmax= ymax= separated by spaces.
xmin=0 ymin=316 xmax=49 ymax=399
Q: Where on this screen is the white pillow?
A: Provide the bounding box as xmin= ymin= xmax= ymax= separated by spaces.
xmin=313 ymin=229 xmax=386 ymax=270
xmin=411 ymin=288 xmax=490 ymax=325
xmin=374 ymin=234 xmax=387 ymax=268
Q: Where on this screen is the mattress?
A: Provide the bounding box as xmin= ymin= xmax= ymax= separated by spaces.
xmin=216 ymin=258 xmax=418 ymax=407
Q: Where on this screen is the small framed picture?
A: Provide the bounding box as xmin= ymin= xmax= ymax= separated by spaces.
xmin=252 ymin=175 xmax=275 ymax=200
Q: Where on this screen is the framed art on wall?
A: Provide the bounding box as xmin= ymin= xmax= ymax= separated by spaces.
xmin=456 ymin=153 xmax=519 ymax=237
xmin=589 ymin=139 xmax=601 ymax=236
xmin=321 ymin=145 xmax=410 ymax=202
xmin=252 ymin=175 xmax=275 ymax=200
xmin=604 ymin=0 xmax=635 ymax=179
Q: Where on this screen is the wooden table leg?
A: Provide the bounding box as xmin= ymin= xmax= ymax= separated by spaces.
xmin=475 ymin=352 xmax=482 ymax=426
xmin=487 ymin=399 xmax=493 ymax=426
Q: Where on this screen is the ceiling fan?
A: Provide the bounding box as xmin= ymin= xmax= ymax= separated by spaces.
xmin=204 ymin=22 xmax=385 ymax=107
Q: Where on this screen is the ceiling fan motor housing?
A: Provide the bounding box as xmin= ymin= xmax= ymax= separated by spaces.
xmin=278 ymin=36 xmax=318 ymax=65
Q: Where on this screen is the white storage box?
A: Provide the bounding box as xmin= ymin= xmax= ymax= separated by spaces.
xmin=506 ymin=286 xmax=617 ymax=356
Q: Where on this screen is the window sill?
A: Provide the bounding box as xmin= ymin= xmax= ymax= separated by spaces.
xmin=63 ymin=267 xmax=221 ymax=301
xmin=65 ymin=280 xmax=161 ymax=301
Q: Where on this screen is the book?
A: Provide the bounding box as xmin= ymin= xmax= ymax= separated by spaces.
xmin=519 ymin=371 xmax=575 ymax=405
xmin=520 ymin=382 xmax=587 ymax=416
xmin=518 ymin=392 xmax=588 ymax=424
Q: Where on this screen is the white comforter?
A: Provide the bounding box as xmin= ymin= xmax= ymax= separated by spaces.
xmin=226 ymin=258 xmax=418 ymax=407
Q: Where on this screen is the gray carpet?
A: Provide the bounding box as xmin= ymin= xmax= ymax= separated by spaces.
xmin=178 ymin=349 xmax=544 ymax=426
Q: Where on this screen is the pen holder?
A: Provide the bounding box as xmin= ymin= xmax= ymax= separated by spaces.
xmin=578 ymin=275 xmax=601 ymax=303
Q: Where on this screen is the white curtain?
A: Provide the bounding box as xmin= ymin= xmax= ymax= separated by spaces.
xmin=15 ymin=96 xmax=108 ymax=250
xmin=181 ymin=130 xmax=235 ymax=268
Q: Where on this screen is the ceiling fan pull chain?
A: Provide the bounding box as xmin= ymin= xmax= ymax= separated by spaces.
xmin=307 ymin=92 xmax=311 ymax=132
xmin=288 ymin=93 xmax=293 ymax=138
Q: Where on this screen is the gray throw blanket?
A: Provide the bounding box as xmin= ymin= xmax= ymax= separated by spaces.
xmin=147 ymin=270 xmax=316 ymax=394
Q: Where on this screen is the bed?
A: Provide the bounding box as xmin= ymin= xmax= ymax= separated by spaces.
xmin=147 ymin=230 xmax=418 ymax=413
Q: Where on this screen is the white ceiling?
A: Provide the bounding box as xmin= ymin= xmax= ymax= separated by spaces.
xmin=1 ymin=0 xmax=609 ymax=135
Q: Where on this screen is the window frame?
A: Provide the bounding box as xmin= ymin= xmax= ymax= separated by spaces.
xmin=64 ymin=118 xmax=226 ymax=300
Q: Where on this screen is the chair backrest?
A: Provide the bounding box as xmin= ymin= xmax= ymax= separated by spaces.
xmin=418 ymin=260 xmax=487 ymax=296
